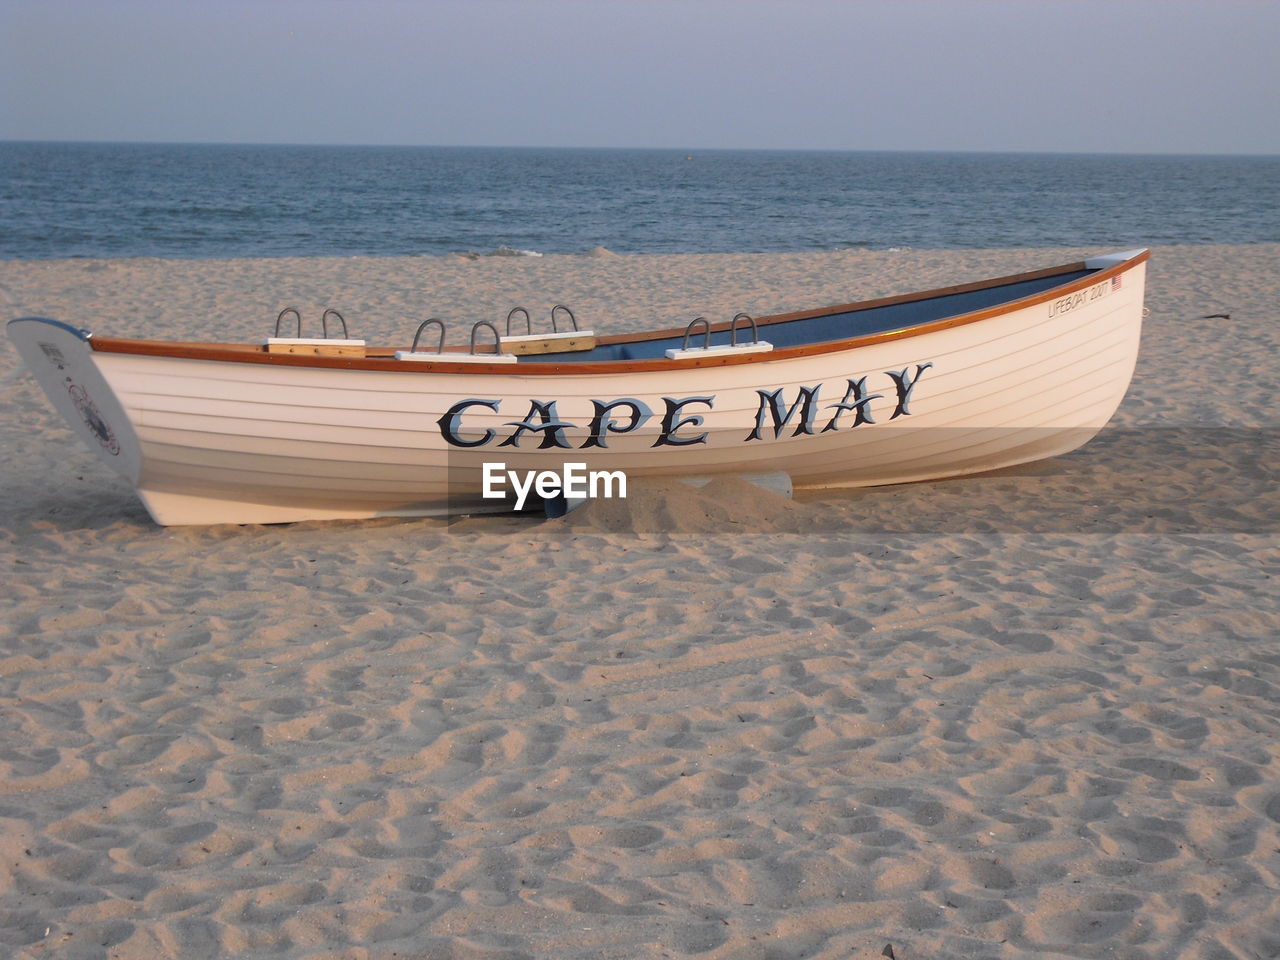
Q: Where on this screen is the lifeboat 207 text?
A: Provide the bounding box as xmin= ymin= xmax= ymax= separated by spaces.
xmin=1048 ymin=278 xmax=1113 ymax=318
xmin=437 ymin=363 xmax=933 ymax=449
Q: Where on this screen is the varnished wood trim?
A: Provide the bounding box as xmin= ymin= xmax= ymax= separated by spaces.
xmin=89 ymin=252 xmax=1147 ymax=376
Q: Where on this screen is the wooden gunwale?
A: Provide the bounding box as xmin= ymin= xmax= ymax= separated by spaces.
xmin=89 ymin=253 xmax=1144 ymax=377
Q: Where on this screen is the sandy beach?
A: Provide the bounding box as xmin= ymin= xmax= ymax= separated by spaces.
xmin=1 ymin=244 xmax=1277 ymax=959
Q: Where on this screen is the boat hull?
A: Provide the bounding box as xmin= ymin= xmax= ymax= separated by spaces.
xmin=9 ymin=253 xmax=1147 ymax=525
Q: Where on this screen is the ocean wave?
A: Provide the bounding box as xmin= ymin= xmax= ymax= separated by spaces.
xmin=450 ymin=246 xmax=545 ymax=261
xmin=483 ymin=246 xmax=543 ymax=258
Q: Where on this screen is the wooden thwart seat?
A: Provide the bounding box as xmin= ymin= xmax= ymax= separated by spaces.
xmin=500 ymin=330 xmax=597 ymax=355
xmin=264 ymin=338 xmax=367 ymax=357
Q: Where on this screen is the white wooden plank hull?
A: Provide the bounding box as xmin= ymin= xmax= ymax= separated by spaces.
xmin=9 ymin=253 xmax=1147 ymax=525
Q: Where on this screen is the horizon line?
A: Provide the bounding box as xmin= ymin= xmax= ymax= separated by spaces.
xmin=2 ymin=138 xmax=1278 ymax=160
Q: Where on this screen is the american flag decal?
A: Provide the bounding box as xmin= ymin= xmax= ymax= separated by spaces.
xmin=1112 ymin=276 xmax=1122 ymax=290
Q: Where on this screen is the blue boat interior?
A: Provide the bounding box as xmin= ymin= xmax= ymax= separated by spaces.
xmin=518 ymin=267 xmax=1096 ymax=363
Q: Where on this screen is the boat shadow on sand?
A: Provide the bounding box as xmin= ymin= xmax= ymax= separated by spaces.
xmin=6 ymin=427 xmax=1274 ymax=538
xmin=487 ymin=426 xmax=1277 ymax=537
xmin=791 ymin=426 xmax=1278 ymax=537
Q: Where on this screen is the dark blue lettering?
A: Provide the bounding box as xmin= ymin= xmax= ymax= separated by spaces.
xmin=581 ymin=398 xmax=652 ymax=449
xmin=887 ymin=363 xmax=933 ymax=419
xmin=654 ymin=396 xmax=713 ymax=447
xmin=822 ymin=376 xmax=882 ymax=431
xmin=498 ymin=399 xmax=574 ymax=449
xmin=437 ymin=398 xmax=500 ymax=448
xmin=747 ymin=385 xmax=822 ymax=441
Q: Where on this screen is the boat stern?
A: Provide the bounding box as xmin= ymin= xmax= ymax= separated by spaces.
xmin=8 ymin=317 xmax=144 ymax=486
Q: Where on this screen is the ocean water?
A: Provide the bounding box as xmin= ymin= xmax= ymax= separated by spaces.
xmin=1 ymin=142 xmax=1277 ymax=260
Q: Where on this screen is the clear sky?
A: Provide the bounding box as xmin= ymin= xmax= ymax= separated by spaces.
xmin=2 ymin=0 xmax=1277 ymax=154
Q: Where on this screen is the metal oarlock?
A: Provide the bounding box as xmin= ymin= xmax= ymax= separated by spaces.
xmin=681 ymin=317 xmax=711 ymax=351
xmin=470 ymin=321 xmax=502 ymax=355
xmin=395 ymin=318 xmax=516 ymax=363
xmin=730 ymin=313 xmax=760 ymax=346
xmin=321 ymin=309 xmax=348 ymax=340
xmin=275 ymin=307 xmax=302 ymax=338
xmin=409 ymin=318 xmax=446 ymax=354
xmin=664 ymin=312 xmax=772 ymax=361
xmin=272 ymin=307 xmax=352 ymax=340
xmin=506 ymin=307 xmax=531 ymax=337
xmin=551 ymin=304 xmax=579 ymax=333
